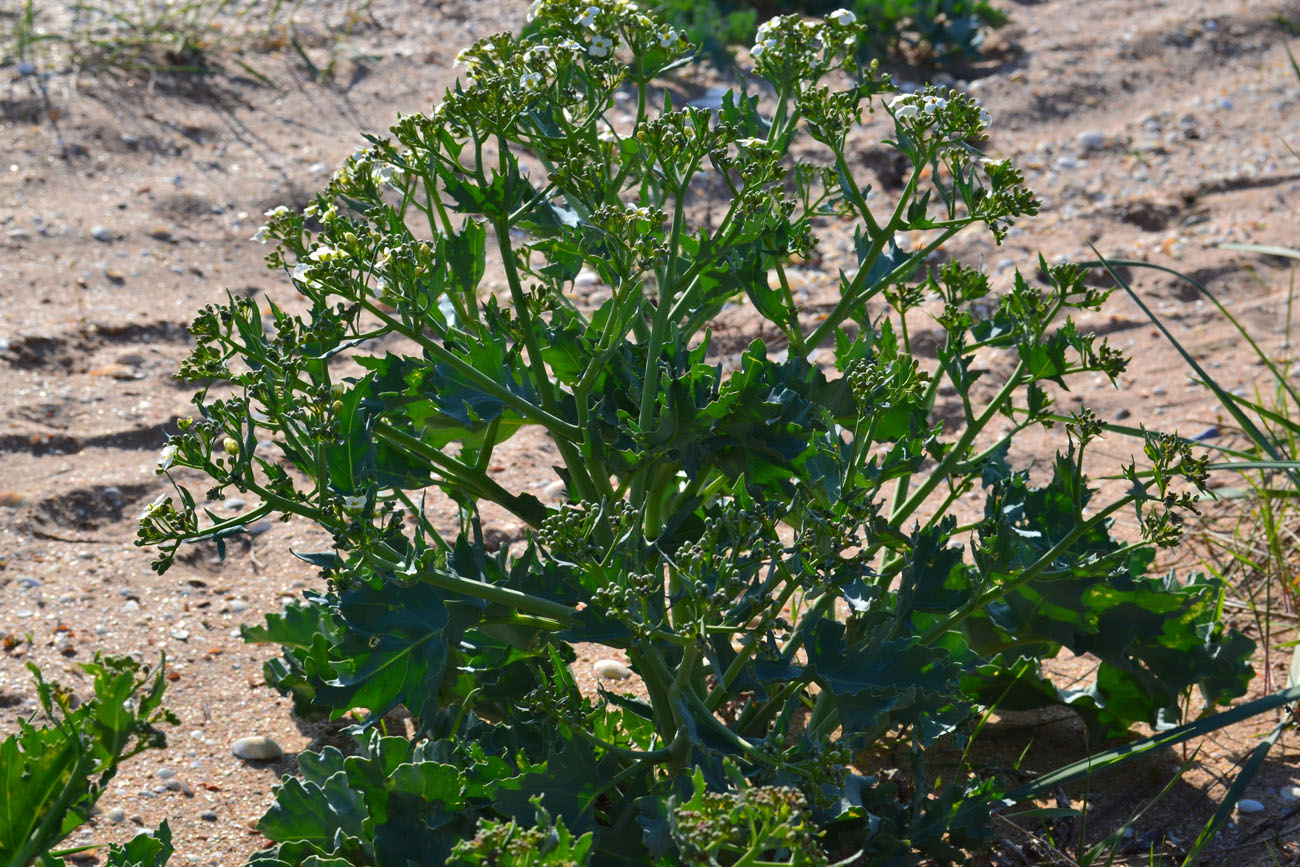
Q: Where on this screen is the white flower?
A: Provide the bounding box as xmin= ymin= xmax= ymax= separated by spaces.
xmin=251 ymin=225 xmax=269 ymax=243
xmin=921 ymin=95 xmax=948 ymax=115
xmin=978 ymin=108 xmax=992 ymax=127
xmin=625 ymin=202 xmax=653 ymax=220
xmin=658 ymin=28 xmax=678 ymax=48
xmin=736 ymin=137 xmax=765 ymax=148
xmin=556 ymin=38 xmax=583 ymax=52
xmin=454 ymin=48 xmax=472 ymax=68
xmin=341 ymin=494 xmax=366 ymax=512
xmin=263 ymin=205 xmax=290 ymax=219
xmin=828 ymin=8 xmax=855 ymax=26
xmin=894 ymin=104 xmax=920 ymax=121
xmin=527 ymin=0 xmax=543 ymax=21
xmin=370 ymin=163 xmax=395 ymax=185
xmin=157 ymin=444 xmax=178 ymax=472
xmin=751 ymin=37 xmax=777 ymax=57
xmin=589 ymin=34 xmax=614 ymax=57
xmin=520 ymin=71 xmax=544 ymax=90
xmin=575 ymin=5 xmax=599 ymax=29
xmin=309 ymin=244 xmax=345 ymax=263
xmin=138 ymin=493 xmax=167 ymax=522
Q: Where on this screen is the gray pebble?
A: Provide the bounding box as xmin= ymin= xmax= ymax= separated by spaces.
xmin=91 ymin=225 xmax=113 ymax=243
xmin=156 ymin=767 xmax=176 ymax=779
xmin=164 ymin=779 xmax=182 ymax=792
xmin=199 ymin=810 xmax=218 ymax=822
xmin=107 ymin=807 xmax=126 ymax=824
xmin=1077 ymin=130 xmax=1106 ymax=152
xmin=222 ymin=498 xmax=246 ymax=510
xmin=231 ymin=735 xmax=283 ymax=761
xmin=170 ymin=629 xmax=190 ymax=641
xmin=1115 ymin=408 xmax=1132 ymax=420
xmin=1237 ymin=798 xmax=1265 ymax=814
xmin=1281 ymin=785 xmax=1300 ymax=801
xmin=228 ymin=599 xmax=249 ymax=613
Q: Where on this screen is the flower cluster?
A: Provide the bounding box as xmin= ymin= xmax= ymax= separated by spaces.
xmin=748 ymin=12 xmax=861 ymax=86
xmin=888 ymin=88 xmax=992 ymax=132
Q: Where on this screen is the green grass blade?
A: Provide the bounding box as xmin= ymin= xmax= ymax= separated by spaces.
xmin=1179 ymin=718 xmax=1286 ymax=864
xmin=1088 ymin=248 xmax=1300 ymax=489
xmin=1220 ymin=243 xmax=1300 ymax=261
xmin=1003 ymin=684 xmax=1300 ymax=801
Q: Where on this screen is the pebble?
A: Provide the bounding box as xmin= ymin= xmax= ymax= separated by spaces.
xmin=1281 ymin=785 xmax=1300 ymax=802
xmin=574 ymin=269 xmax=600 ymax=288
xmin=116 ymin=351 xmax=147 ymax=366
xmin=1115 ymin=407 xmax=1132 ymax=420
xmin=1077 ymin=130 xmax=1106 ymax=152
xmin=148 ymin=226 xmax=174 ymax=242
xmin=106 ymin=807 xmax=126 ymax=824
xmin=17 ymin=61 xmax=35 ymax=76
xmin=247 ymin=521 xmax=273 ymax=536
xmin=231 ymin=736 xmax=283 ymax=761
xmin=170 ymin=629 xmax=190 ymax=641
xmin=592 ymin=659 xmax=632 ymax=680
xmin=91 ymin=225 xmax=113 ymax=242
xmin=124 ymin=599 xmax=140 ymax=612
xmin=228 ymin=599 xmax=250 ymax=613
xmin=223 ymin=498 xmax=246 ymax=510
xmin=1237 ymin=799 xmax=1265 ymax=814
xmin=156 ymin=767 xmax=176 ymax=779
xmin=18 ymin=577 xmax=42 ymax=589
xmin=164 ymin=779 xmax=182 ymax=792
xmin=199 ymin=811 xmax=218 ymax=822
xmin=0 ymin=490 xmax=26 ymax=507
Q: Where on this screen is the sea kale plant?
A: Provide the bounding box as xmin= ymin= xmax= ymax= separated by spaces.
xmin=139 ymin=0 xmax=1253 ymax=862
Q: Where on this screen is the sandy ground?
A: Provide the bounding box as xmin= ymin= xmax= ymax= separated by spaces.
xmin=2 ymin=0 xmax=1300 ymax=863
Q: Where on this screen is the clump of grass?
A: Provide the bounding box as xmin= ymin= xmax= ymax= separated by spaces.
xmin=0 ymin=0 xmax=374 ymax=82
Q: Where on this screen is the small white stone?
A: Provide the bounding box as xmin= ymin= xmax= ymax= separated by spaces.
xmin=1077 ymin=130 xmax=1106 ymax=152
xmin=1236 ymin=798 xmax=1266 ymax=814
xmin=228 ymin=599 xmax=249 ymax=613
xmin=231 ymin=736 xmax=283 ymax=761
xmin=91 ymin=225 xmax=113 ymax=242
xmin=106 ymin=807 xmax=126 ymax=824
xmin=170 ymin=629 xmax=189 ymax=641
xmin=1281 ymin=785 xmax=1300 ymax=802
xmin=574 ymin=269 xmax=600 ymax=287
xmin=592 ymin=659 xmax=632 ymax=680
